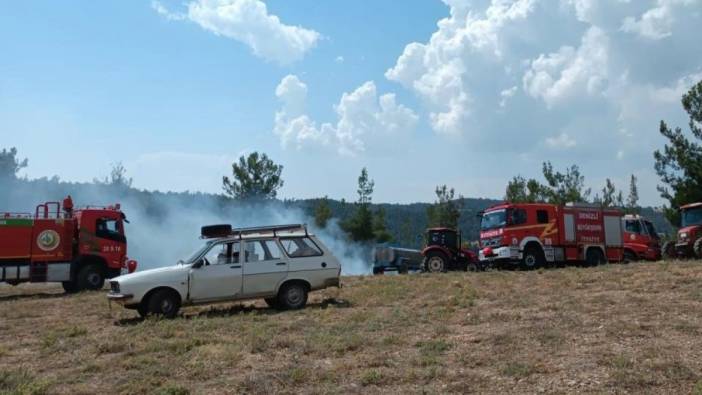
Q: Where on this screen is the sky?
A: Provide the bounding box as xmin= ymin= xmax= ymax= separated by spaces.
xmin=1 ymin=0 xmax=701 ymax=206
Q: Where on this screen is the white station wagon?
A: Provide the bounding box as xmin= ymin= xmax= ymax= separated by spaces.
xmin=108 ymin=224 xmax=341 ymax=318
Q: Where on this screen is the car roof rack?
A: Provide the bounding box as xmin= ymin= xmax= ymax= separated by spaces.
xmin=231 ymin=224 xmax=308 ymax=238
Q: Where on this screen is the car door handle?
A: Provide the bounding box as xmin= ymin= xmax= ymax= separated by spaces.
xmin=230 ymin=265 xmax=241 ymax=269
xmin=276 ymin=262 xmax=287 ymax=266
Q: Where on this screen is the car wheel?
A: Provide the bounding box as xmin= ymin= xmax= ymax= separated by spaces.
xmin=136 ymin=303 xmax=149 ymax=318
xmin=264 ymin=297 xmax=281 ymax=309
xmin=623 ymin=250 xmax=637 ymax=264
xmin=77 ymin=264 xmax=105 ymax=291
xmin=424 ymin=251 xmax=447 ymax=273
xmin=521 ymin=246 xmax=544 ymax=270
xmin=62 ymin=281 xmax=79 ymax=294
xmin=662 ymin=241 xmax=676 ymax=260
xmin=694 ymin=238 xmax=702 ymax=259
xmin=277 ymin=283 xmax=308 ymax=310
xmin=586 ymin=248 xmax=606 ymax=267
xmin=147 ymin=289 xmax=180 ymax=319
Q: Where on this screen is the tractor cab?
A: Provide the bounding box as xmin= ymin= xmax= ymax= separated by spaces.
xmin=426 ymin=228 xmax=460 ymax=252
xmin=666 ymin=203 xmax=702 ymax=259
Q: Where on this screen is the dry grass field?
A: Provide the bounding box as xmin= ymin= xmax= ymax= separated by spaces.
xmin=1 ymin=261 xmax=702 ymax=394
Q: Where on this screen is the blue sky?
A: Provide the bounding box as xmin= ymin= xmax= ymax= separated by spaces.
xmin=1 ymin=0 xmax=701 ymax=206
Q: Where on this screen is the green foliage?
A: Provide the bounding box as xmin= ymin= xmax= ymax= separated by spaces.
xmin=313 ymin=196 xmax=333 ymax=229
xmin=594 ymin=178 xmax=623 ymax=208
xmin=343 ymin=168 xmax=376 ymax=242
xmin=222 ymin=152 xmax=284 ymax=200
xmin=94 ymin=162 xmax=133 ymax=188
xmin=372 ymin=207 xmax=393 ymax=243
xmin=0 ymin=147 xmax=28 ymax=181
xmin=504 ymin=176 xmax=548 ymax=203
xmin=653 ymin=79 xmax=702 ymax=225
xmin=426 ymin=185 xmax=462 ymax=229
xmin=541 ymin=161 xmax=591 ymax=205
xmin=627 ymin=175 xmax=640 ymax=214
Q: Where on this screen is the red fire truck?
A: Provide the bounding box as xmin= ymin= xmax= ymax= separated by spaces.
xmin=479 ymin=202 xmax=624 ymax=269
xmin=0 ymin=196 xmax=137 ymax=292
xmin=622 ymin=214 xmax=661 ymax=261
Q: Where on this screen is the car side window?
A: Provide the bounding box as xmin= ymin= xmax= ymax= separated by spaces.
xmin=245 ymin=240 xmax=283 ymax=262
xmin=280 ymin=237 xmax=323 ymax=258
xmin=203 ymin=242 xmax=240 ymax=265
xmin=537 ymin=210 xmax=549 ymax=224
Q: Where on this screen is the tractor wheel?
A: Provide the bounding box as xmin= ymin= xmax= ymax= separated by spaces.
xmin=146 ymin=289 xmax=181 ymax=319
xmin=586 ymin=248 xmax=606 ymax=267
xmin=424 ymin=251 xmax=448 ymax=273
xmin=692 ymin=238 xmax=702 ymax=259
xmin=662 ymin=241 xmax=677 ymax=260
xmin=466 ymin=261 xmax=479 ymax=272
xmin=521 ymin=246 xmax=544 ymax=270
xmin=76 ymin=264 xmax=105 ymax=291
xmin=623 ymin=250 xmax=637 ymax=264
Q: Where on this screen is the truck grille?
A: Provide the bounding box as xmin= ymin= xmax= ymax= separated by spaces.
xmin=482 ymin=238 xmax=502 ymax=248
xmin=109 ymin=281 xmax=120 ymax=293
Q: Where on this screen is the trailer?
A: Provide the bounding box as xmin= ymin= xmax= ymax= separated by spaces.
xmin=372 ymin=245 xmax=423 ymax=274
xmin=479 ymin=202 xmax=624 ymax=269
xmin=1 ymin=196 xmax=137 ymax=292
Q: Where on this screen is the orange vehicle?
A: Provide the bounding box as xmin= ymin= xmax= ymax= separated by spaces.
xmin=0 ymin=196 xmax=137 ymax=292
xmin=479 ymin=202 xmax=624 ymax=269
xmin=622 ymin=214 xmax=661 ymax=261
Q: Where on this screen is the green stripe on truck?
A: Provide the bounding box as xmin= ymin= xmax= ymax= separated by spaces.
xmin=0 ymin=219 xmax=34 ymax=227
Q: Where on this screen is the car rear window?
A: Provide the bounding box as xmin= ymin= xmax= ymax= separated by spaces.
xmin=280 ymin=237 xmax=323 ymax=258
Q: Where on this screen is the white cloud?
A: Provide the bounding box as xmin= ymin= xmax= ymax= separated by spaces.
xmin=523 ymin=26 xmax=609 ymax=107
xmin=545 ymin=132 xmax=577 ymax=149
xmin=499 ymin=86 xmax=518 ymax=107
xmin=152 ymin=0 xmax=320 ymax=64
xmin=621 ymin=0 xmax=699 ymax=40
xmin=335 ymin=56 xmax=344 ymax=64
xmin=274 ymin=76 xmax=418 ymax=155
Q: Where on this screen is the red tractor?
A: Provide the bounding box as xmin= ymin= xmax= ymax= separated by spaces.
xmin=663 ymin=202 xmax=702 ymax=259
xmin=0 ymin=196 xmax=137 ymax=292
xmin=421 ymin=228 xmax=479 ymax=272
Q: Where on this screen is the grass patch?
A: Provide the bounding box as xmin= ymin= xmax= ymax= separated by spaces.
xmin=501 ymin=362 xmax=536 ymax=378
xmin=0 ymin=368 xmax=50 ymax=395
xmin=360 ymin=369 xmax=383 ymax=386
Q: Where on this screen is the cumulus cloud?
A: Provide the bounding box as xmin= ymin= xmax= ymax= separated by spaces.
xmin=273 ymin=75 xmax=418 ymax=155
xmin=621 ymin=0 xmax=699 ymax=40
xmin=152 ymin=0 xmax=320 ymax=64
xmin=545 ymin=132 xmax=577 ymax=149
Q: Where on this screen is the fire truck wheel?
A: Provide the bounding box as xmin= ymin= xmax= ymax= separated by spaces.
xmin=77 ymin=264 xmax=105 ymax=291
xmin=694 ymin=238 xmax=702 ymax=259
xmin=662 ymin=241 xmax=676 ymax=260
xmin=623 ymin=250 xmax=637 ymax=264
xmin=147 ymin=289 xmax=181 ymax=319
xmin=62 ymin=281 xmax=79 ymax=294
xmin=424 ymin=251 xmax=447 ymax=273
xmin=586 ymin=248 xmax=606 ymax=267
xmin=521 ymin=246 xmax=544 ymax=270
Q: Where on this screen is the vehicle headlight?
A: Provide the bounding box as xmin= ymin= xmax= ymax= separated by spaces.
xmin=110 ymin=281 xmax=120 ymax=294
xmin=680 ymin=232 xmax=688 ymax=241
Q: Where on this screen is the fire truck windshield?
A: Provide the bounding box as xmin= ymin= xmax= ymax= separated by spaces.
xmin=682 ymin=207 xmax=702 ymax=227
xmin=481 ymin=209 xmax=506 ymax=230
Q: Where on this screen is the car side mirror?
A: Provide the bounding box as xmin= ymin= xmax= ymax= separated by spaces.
xmin=192 ymin=259 xmax=204 ymax=269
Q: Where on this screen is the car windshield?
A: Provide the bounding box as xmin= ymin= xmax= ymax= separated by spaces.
xmin=644 ymin=221 xmax=658 ymax=239
xmin=180 ymin=241 xmax=214 ymax=264
xmin=481 ymin=210 xmax=506 ymax=230
xmin=682 ymin=207 xmax=702 ymax=227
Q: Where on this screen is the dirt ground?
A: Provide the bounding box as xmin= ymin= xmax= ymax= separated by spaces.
xmin=1 ymin=261 xmax=702 ymax=394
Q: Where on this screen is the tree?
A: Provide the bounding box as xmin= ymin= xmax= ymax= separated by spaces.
xmin=372 ymin=206 xmax=393 ymax=243
xmin=504 ymin=176 xmax=548 ymax=203
xmin=0 ymin=147 xmax=28 ymax=181
xmin=94 ymin=162 xmax=133 ymax=188
xmin=313 ymin=196 xmax=333 ymax=229
xmin=427 ymin=185 xmax=463 ymax=229
xmin=223 ymin=152 xmax=284 ymax=200
xmin=342 ymin=168 xmax=376 ymax=242
xmin=653 ymin=79 xmax=702 ymax=224
xmin=595 ymin=178 xmax=622 ymax=208
xmin=541 ymin=162 xmax=591 ymax=205
xmin=626 ymin=175 xmax=640 ymax=214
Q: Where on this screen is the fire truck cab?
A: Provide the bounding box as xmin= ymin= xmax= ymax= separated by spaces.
xmin=0 ymin=196 xmax=137 ymax=292
xmin=622 ymin=215 xmax=661 ymax=261
xmin=479 ymin=202 xmax=624 ymax=269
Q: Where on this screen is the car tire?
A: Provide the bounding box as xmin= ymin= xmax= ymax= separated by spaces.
xmin=694 ymin=238 xmax=702 ymax=259
xmin=586 ymin=248 xmax=606 ymax=267
xmin=136 ymin=303 xmax=149 ymax=318
xmin=264 ymin=297 xmax=281 ymax=309
xmin=424 ymin=251 xmax=448 ymax=273
xmin=662 ymin=241 xmax=676 ymax=260
xmin=277 ymin=283 xmax=308 ymax=310
xmin=62 ymin=281 xmax=79 ymax=294
xmin=76 ymin=264 xmax=105 ymax=291
xmin=146 ymin=289 xmax=180 ymax=319
xmin=521 ymin=246 xmax=544 ymax=270
xmin=623 ymin=250 xmax=637 ymax=264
